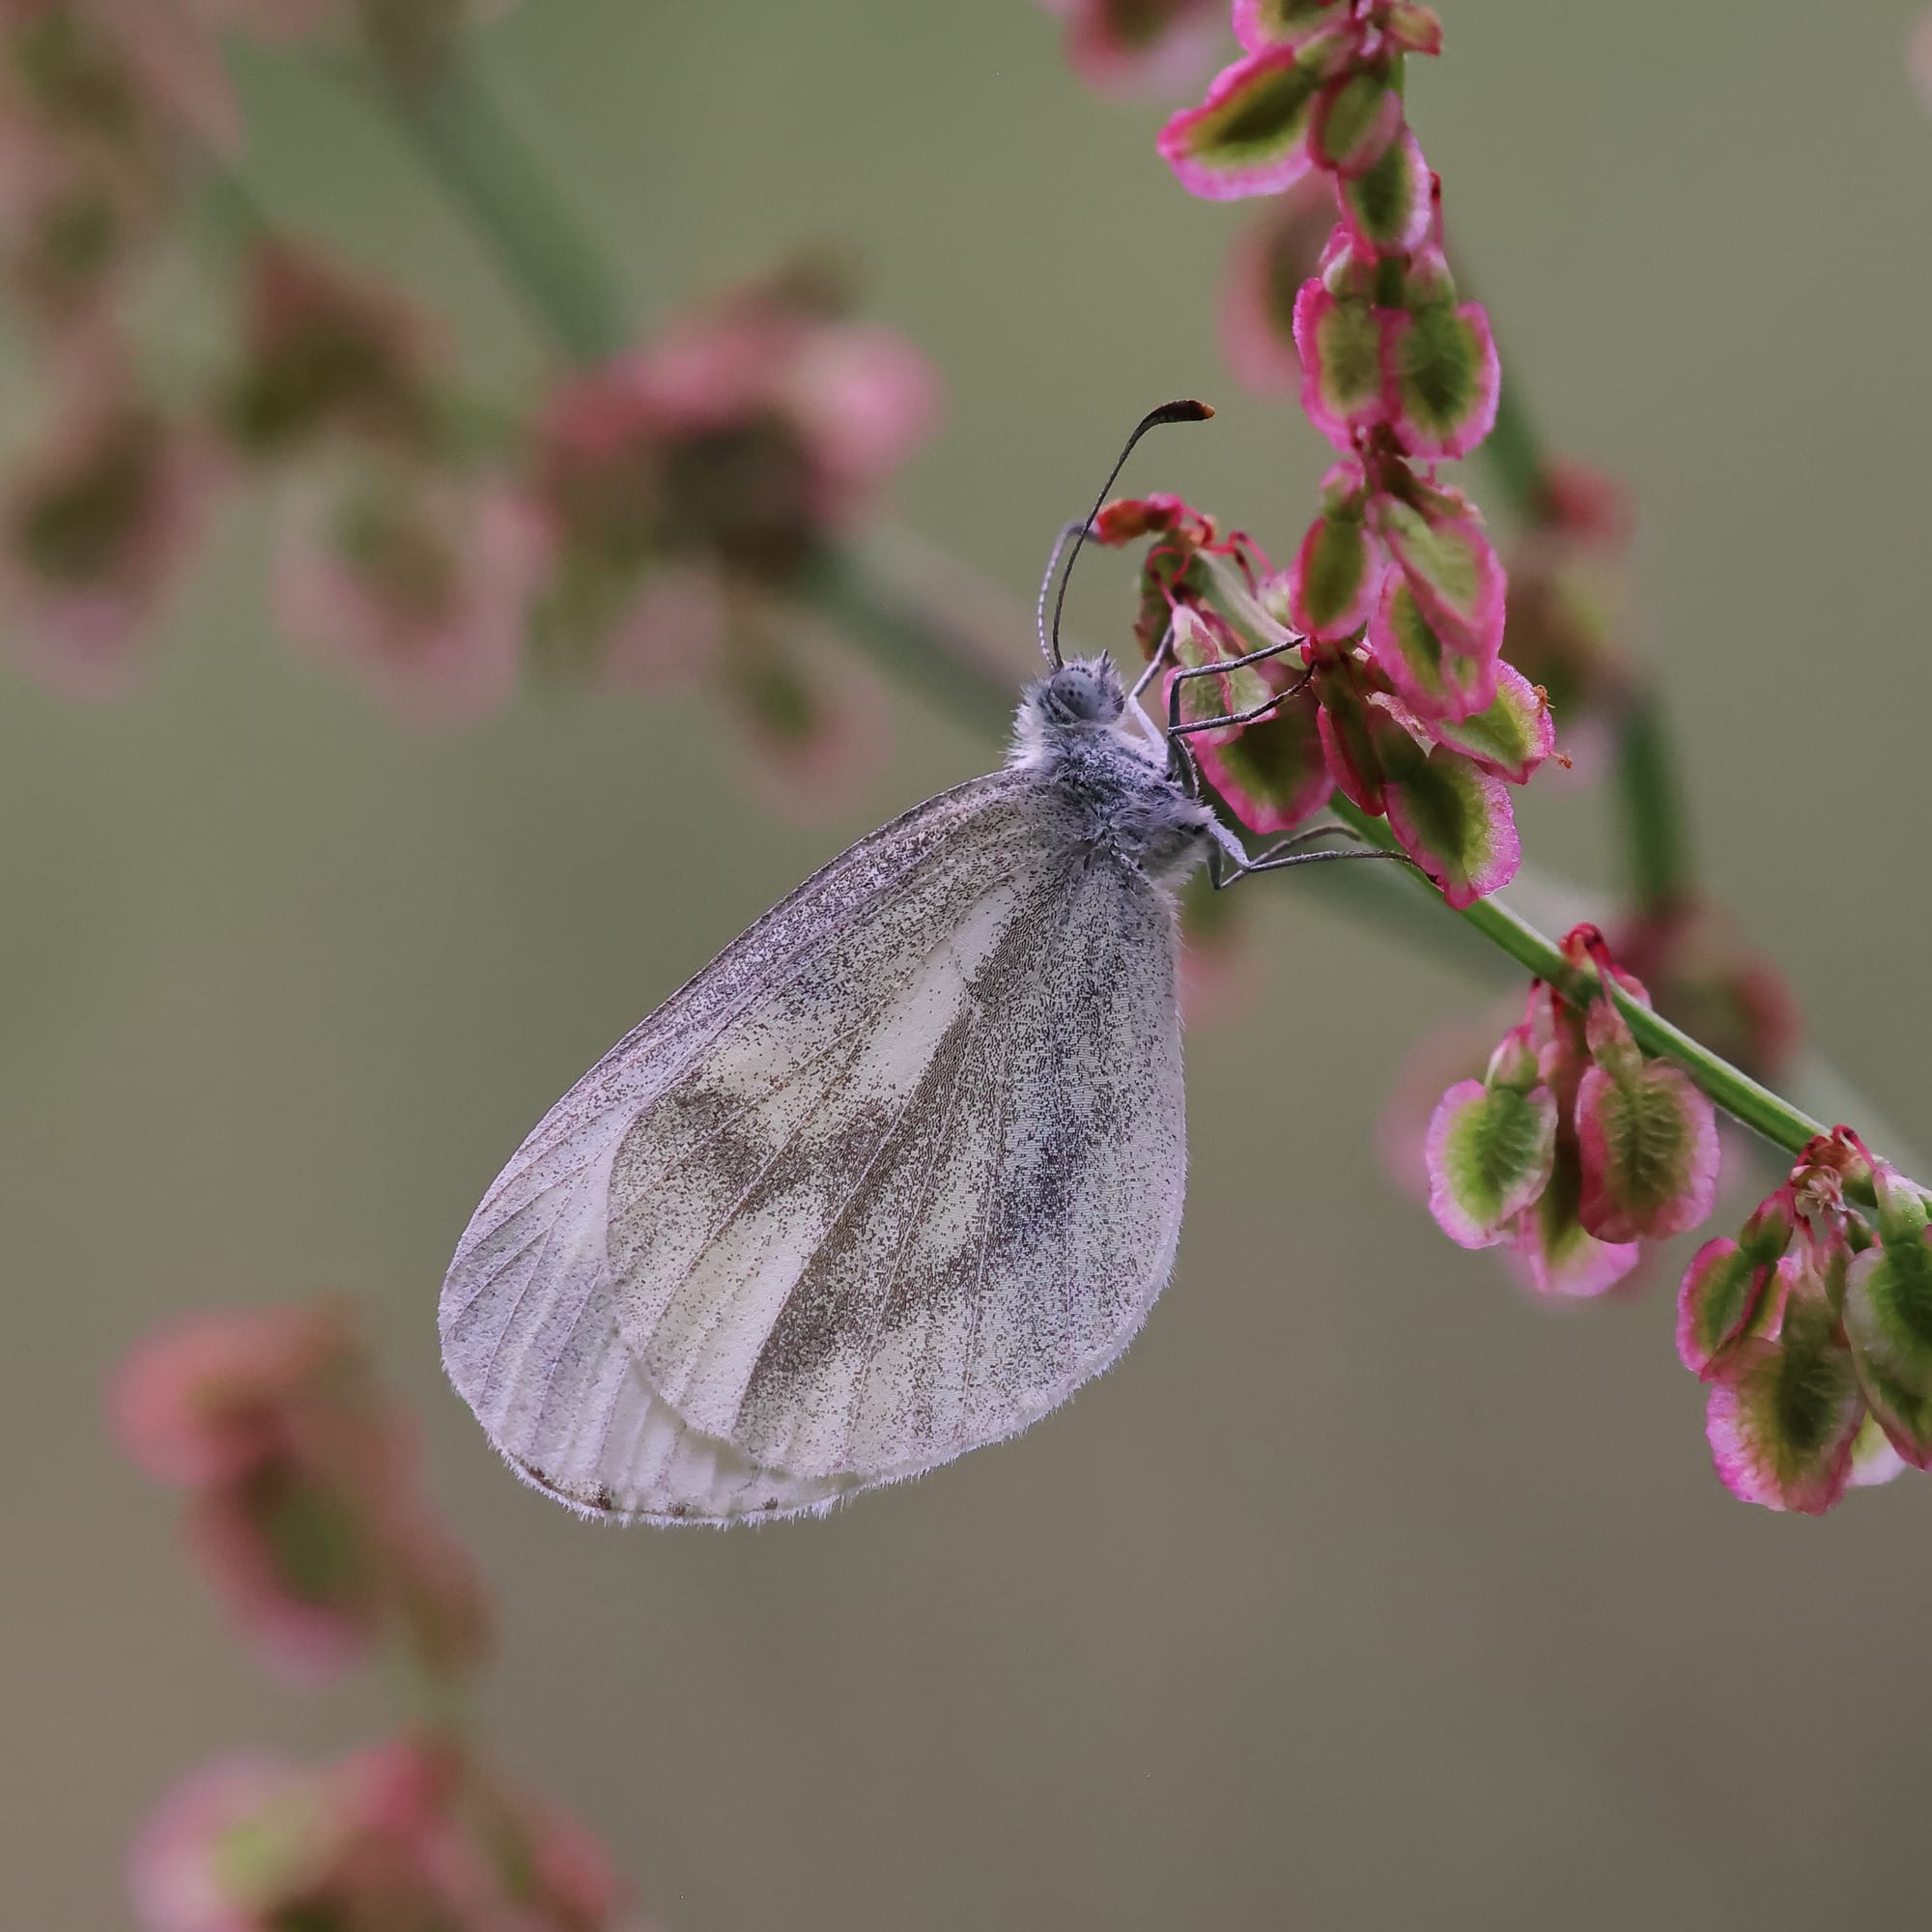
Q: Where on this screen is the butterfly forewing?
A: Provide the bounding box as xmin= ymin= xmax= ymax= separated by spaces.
xmin=441 ymin=722 xmax=1192 ymax=1523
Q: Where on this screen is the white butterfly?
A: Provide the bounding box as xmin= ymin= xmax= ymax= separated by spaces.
xmin=439 ymin=404 xmax=1385 ymax=1523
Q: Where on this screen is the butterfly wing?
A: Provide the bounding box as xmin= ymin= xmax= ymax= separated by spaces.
xmin=440 ymin=768 xmax=1187 ymax=1523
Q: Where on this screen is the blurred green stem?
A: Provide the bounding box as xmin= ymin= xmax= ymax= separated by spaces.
xmin=1321 ymin=801 xmax=1832 ymax=1162
xmin=1477 ymin=338 xmax=1695 ymax=919
xmin=370 ymin=49 xmax=629 ymax=364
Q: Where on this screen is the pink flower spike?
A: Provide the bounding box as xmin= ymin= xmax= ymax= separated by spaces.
xmin=109 ymin=1304 xmax=345 ymax=1489
xmin=1233 ymin=0 xmax=1351 ymax=54
xmin=1849 ymin=1411 xmax=1908 ymax=1489
xmin=1288 ymin=503 xmax=1381 ymax=640
xmin=1043 ymin=0 xmax=1224 ymax=94
xmin=1423 ymin=1037 xmax=1557 ymax=1250
xmin=1383 ymin=299 xmax=1501 ymax=461
xmin=1367 ymin=570 xmax=1497 ymax=724
xmin=1912 ymin=8 xmax=1932 ymax=114
xmin=1412 ymin=664 xmax=1554 ymax=782
xmin=1293 ymin=279 xmax=1390 ymax=452
xmin=1705 ymin=1281 xmax=1864 ymax=1514
xmin=1 ymin=355 xmax=220 ymax=699
xmin=1156 ymin=41 xmax=1346 ymax=201
xmin=186 ymin=1484 xmax=383 ymax=1683
xmin=1339 ymin=125 xmax=1434 ymax=253
xmin=1507 ymin=1178 xmax=1642 ymax=1300
xmin=1381 ymin=740 xmax=1520 ymax=907
xmin=1375 ymin=492 xmax=1507 ymax=664
xmin=776 ymin=322 xmax=941 ymax=520
xmin=128 ymin=1754 xmax=331 ymax=1932
xmin=1574 ymin=1000 xmax=1721 ymax=1244
xmin=1842 ymin=1162 xmax=1932 ymax=1468
xmin=1382 ymin=3 xmax=1444 ymax=56
xmin=1308 ymin=71 xmax=1405 ymax=177
xmin=1218 ymin=183 xmax=1335 ymax=394
xmin=278 ymin=469 xmax=542 ymax=728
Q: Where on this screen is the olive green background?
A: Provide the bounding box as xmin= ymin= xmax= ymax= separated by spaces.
xmin=8 ymin=3 xmax=1932 ymax=1926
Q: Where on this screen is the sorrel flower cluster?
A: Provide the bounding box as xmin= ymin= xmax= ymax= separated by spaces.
xmin=1040 ymin=0 xmax=1223 ymax=92
xmin=0 ymin=9 xmax=937 ymax=795
xmin=113 ymin=1299 xmax=488 ymax=1681
xmin=131 ymin=1741 xmax=634 ymax=1932
xmin=113 ymin=1299 xmax=645 ymax=1929
xmin=1084 ymin=0 xmax=1547 ymax=903
xmin=1424 ymin=925 xmax=1720 ymax=1297
xmin=1090 ymin=490 xmax=1550 ymax=906
xmin=1681 ymin=1129 xmax=1932 ymax=1515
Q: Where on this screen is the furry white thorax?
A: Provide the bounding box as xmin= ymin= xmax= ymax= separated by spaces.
xmin=1008 ymin=655 xmax=1217 ymax=892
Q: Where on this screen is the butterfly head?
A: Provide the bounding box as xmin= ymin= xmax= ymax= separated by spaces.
xmin=1031 ymin=654 xmax=1126 ymax=729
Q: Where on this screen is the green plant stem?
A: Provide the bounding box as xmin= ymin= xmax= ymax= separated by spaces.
xmin=373 ymin=50 xmax=629 ymax=364
xmin=1480 ymin=359 xmax=1546 ymax=517
xmin=1321 ymin=800 xmax=1832 ymax=1160
xmin=355 ymin=38 xmax=1848 ymax=1171
xmin=1612 ymin=687 xmax=1692 ymax=915
xmin=1475 ymin=335 xmax=1696 ymax=919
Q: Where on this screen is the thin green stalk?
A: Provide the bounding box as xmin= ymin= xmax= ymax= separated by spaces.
xmin=1612 ymin=687 xmax=1692 ymax=915
xmin=1480 ymin=360 xmax=1546 ymax=517
xmin=369 ymin=49 xmax=630 ymax=364
xmin=1321 ymin=799 xmax=1832 ymax=1161
xmin=1473 ymin=334 xmax=1698 ymax=920
xmin=797 ymin=543 xmax=1017 ymax=741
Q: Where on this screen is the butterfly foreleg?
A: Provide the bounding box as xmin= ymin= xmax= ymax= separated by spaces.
xmin=1207 ymin=817 xmax=1420 ymax=892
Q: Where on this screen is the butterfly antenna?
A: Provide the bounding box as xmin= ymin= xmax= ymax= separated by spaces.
xmin=1038 ymin=398 xmax=1215 ymax=668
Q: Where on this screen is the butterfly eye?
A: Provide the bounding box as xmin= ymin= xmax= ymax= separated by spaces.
xmin=1042 ymin=661 xmax=1124 ymax=724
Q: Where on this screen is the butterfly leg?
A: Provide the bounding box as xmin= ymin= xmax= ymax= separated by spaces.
xmin=1162 ymin=647 xmax=1312 ymax=784
xmin=1207 ymin=817 xmax=1419 ymax=892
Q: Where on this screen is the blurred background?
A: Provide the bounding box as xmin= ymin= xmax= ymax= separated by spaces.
xmin=8 ymin=1 xmax=1932 ymax=1925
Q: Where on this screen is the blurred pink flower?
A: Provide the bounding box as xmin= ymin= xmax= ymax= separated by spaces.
xmin=129 ymin=1754 xmax=334 ymax=1932
xmin=1219 ymin=179 xmax=1334 ymax=394
xmin=1039 ymin=0 xmax=1224 ymax=93
xmin=113 ymin=1298 xmax=492 ymax=1683
xmin=537 ymin=276 xmax=937 ymax=589
xmin=220 ymin=236 xmax=440 ymax=460
xmin=1911 ymin=9 xmax=1932 ymax=112
xmin=277 ymin=464 xmax=542 ymax=726
xmin=111 ymin=1302 xmax=351 ymax=1490
xmin=0 ymin=1 xmax=229 ymax=321
xmin=0 ymin=346 xmax=218 ymax=696
xmin=130 ymin=1743 xmax=638 ymax=1932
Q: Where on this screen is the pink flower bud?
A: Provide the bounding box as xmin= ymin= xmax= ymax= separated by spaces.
xmin=1287 ymin=497 xmax=1381 ymax=639
xmin=1573 ymin=948 xmax=1721 ymax=1244
xmin=277 ymin=463 xmax=541 ymax=727
xmin=1219 ymin=182 xmax=1335 ymax=394
xmin=1338 ymin=126 xmax=1433 ymax=253
xmin=1508 ymin=996 xmax=1640 ymax=1298
xmin=1040 ymin=0 xmax=1223 ymax=94
xmin=129 ymin=1741 xmax=634 ymax=1932
xmin=1156 ymin=34 xmax=1350 ymax=201
xmin=1843 ymin=1157 xmax=1932 ymax=1469
xmin=1308 ymin=71 xmax=1405 ymax=178
xmin=1371 ymin=484 xmax=1507 ymax=671
xmin=1396 ymin=665 xmax=1554 ymax=783
xmin=1705 ymin=1256 xmax=1864 ymax=1514
xmin=1424 ymin=1019 xmax=1557 ymax=1248
xmin=112 ymin=1299 xmax=492 ymax=1685
xmin=219 ymin=238 xmax=439 ymax=460
xmin=0 ymin=346 xmax=218 ymax=697
xmin=1233 ymin=0 xmax=1354 ymax=57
